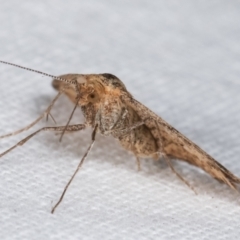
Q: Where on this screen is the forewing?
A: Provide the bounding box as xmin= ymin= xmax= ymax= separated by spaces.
xmin=121 ymin=93 xmax=240 ymax=188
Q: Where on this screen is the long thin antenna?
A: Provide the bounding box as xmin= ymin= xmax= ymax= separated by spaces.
xmin=0 ymin=60 xmax=74 ymax=84
xmin=0 ymin=60 xmax=81 ymax=141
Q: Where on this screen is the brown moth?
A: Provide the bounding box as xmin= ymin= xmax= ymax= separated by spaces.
xmin=0 ymin=60 xmax=239 ymax=213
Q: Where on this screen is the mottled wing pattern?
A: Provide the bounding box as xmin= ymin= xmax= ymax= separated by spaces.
xmin=121 ymin=93 xmax=240 ymax=189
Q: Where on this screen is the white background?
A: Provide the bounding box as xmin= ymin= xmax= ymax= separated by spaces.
xmin=0 ymin=1 xmax=240 ymax=239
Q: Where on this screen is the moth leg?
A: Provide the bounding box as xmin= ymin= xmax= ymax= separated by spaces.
xmin=153 ymin=120 xmax=197 ymax=194
xmin=111 ymin=121 xmax=145 ymax=136
xmin=46 ymin=93 xmax=62 ymax=123
xmin=136 ymin=156 xmax=141 ymax=171
xmin=132 ymin=138 xmax=141 ymax=171
xmin=59 ymin=96 xmax=80 ymax=142
xmin=164 ymin=155 xmax=197 ymax=195
xmin=0 ymin=123 xmax=86 ymax=159
xmin=0 ymin=92 xmax=61 ymax=139
xmin=54 ymin=131 xmax=78 ymax=136
xmin=129 ymin=129 xmax=141 ymax=171
xmin=46 ymin=112 xmax=57 ymax=124
xmin=59 ymin=79 xmax=81 ymax=142
xmin=51 ymin=124 xmax=98 ymax=214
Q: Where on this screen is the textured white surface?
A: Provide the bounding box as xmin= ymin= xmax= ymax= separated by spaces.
xmin=0 ymin=1 xmax=240 ymax=239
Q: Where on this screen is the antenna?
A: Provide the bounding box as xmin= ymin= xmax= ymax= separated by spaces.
xmin=0 ymin=59 xmax=81 ymax=142
xmin=0 ymin=60 xmax=74 ymax=84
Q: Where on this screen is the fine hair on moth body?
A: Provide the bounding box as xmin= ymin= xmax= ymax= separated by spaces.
xmin=0 ymin=60 xmax=240 ymax=213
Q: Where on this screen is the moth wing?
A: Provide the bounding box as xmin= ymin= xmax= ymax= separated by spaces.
xmin=121 ymin=93 xmax=240 ymax=189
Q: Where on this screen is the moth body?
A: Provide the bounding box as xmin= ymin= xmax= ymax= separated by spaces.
xmin=1 ymin=59 xmax=240 ymax=213
xmin=52 ymin=72 xmax=240 ymax=189
xmin=53 ymin=74 xmax=159 ymax=160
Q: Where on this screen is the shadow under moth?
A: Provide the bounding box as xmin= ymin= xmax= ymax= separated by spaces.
xmin=0 ymin=60 xmax=239 ymax=213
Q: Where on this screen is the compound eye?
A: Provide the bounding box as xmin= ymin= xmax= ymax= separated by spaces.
xmin=90 ymin=93 xmax=95 ymax=99
xmin=88 ymin=91 xmax=99 ymax=103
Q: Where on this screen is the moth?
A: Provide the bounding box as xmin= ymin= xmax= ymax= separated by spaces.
xmin=0 ymin=60 xmax=239 ymax=213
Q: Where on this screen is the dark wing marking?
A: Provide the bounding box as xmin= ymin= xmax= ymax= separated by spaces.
xmin=121 ymin=93 xmax=240 ymax=189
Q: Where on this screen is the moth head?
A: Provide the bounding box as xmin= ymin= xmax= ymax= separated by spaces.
xmin=52 ymin=74 xmax=105 ymax=106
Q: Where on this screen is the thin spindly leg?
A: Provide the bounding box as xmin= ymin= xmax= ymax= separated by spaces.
xmin=59 ymin=78 xmax=81 ymax=142
xmin=129 ymin=130 xmax=141 ymax=171
xmin=0 ymin=123 xmax=86 ymax=158
xmin=136 ymin=156 xmax=141 ymax=171
xmin=45 ymin=93 xmax=61 ymax=123
xmin=110 ymin=120 xmax=146 ymax=137
xmin=0 ymin=93 xmax=61 ymax=139
xmin=51 ymin=124 xmax=98 ymax=214
xmin=164 ymin=155 xmax=197 ymax=195
xmin=110 ymin=117 xmax=145 ymax=170
xmin=154 ymin=120 xmax=197 ymax=194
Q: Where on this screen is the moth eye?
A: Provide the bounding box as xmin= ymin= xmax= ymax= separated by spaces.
xmin=90 ymin=94 xmax=95 ymax=99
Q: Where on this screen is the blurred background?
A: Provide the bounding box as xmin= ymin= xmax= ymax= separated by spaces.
xmin=0 ymin=1 xmax=240 ymax=239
